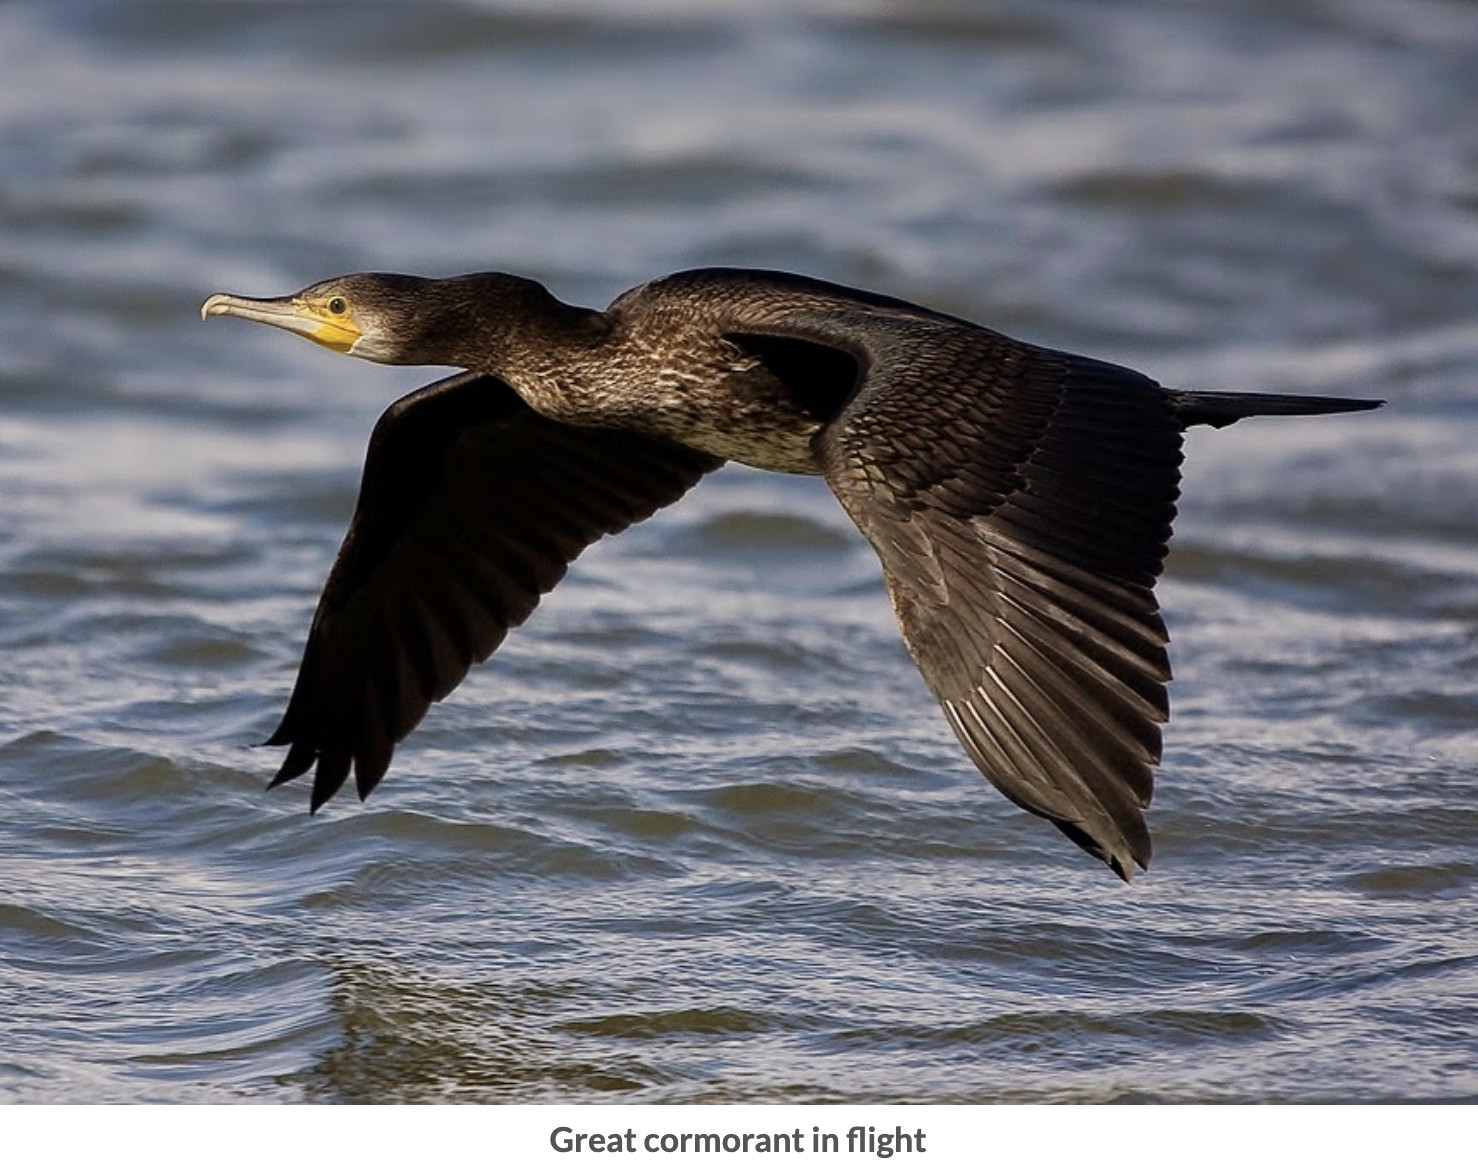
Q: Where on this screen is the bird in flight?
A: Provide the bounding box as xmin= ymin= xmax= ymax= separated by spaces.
xmin=203 ymin=267 xmax=1380 ymax=878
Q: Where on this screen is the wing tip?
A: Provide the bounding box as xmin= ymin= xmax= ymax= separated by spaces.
xmin=1054 ymin=814 xmax=1152 ymax=883
xmin=263 ymin=739 xmax=390 ymax=812
xmin=266 ymin=737 xmax=315 ymax=791
xmin=1109 ymin=846 xmax=1151 ymax=884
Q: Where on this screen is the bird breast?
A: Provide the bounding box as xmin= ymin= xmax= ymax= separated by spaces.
xmin=511 ymin=336 xmax=826 ymax=475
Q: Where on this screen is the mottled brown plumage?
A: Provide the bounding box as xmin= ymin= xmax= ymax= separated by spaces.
xmin=202 ymin=267 xmax=1380 ymax=878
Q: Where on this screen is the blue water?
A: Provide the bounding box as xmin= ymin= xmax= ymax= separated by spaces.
xmin=2 ymin=0 xmax=1477 ymax=1102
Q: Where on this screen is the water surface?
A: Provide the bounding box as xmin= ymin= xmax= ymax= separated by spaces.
xmin=2 ymin=0 xmax=1477 ymax=1102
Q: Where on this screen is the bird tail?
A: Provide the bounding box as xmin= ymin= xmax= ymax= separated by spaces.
xmin=1169 ymin=389 xmax=1383 ymax=429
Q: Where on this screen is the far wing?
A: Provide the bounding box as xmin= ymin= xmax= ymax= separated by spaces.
xmin=268 ymin=371 xmax=723 ymax=810
xmin=793 ymin=316 xmax=1182 ymax=878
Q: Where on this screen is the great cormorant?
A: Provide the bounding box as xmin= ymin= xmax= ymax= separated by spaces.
xmin=202 ymin=267 xmax=1380 ymax=878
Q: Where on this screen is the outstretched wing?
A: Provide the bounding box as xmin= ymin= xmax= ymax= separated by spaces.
xmin=761 ymin=310 xmax=1182 ymax=879
xmin=268 ymin=371 xmax=723 ymax=810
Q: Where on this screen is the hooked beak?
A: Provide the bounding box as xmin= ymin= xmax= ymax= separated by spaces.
xmin=200 ymin=292 xmax=362 ymax=354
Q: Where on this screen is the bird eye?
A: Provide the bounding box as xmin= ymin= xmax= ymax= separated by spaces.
xmin=327 ymin=297 xmax=348 ymax=315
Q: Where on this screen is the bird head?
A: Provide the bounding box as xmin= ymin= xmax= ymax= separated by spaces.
xmin=201 ymin=273 xmax=447 ymax=364
xmin=201 ymin=271 xmax=575 ymax=368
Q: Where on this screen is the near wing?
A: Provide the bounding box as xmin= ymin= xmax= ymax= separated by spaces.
xmin=267 ymin=371 xmax=723 ymax=810
xmin=794 ymin=317 xmax=1183 ymax=878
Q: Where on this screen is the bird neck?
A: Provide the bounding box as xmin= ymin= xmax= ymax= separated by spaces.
xmin=412 ymin=274 xmax=607 ymax=377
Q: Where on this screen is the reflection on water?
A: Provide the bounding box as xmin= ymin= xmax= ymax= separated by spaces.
xmin=2 ymin=0 xmax=1478 ymax=1103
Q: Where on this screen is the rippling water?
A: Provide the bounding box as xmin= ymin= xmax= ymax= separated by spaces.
xmin=2 ymin=0 xmax=1477 ymax=1103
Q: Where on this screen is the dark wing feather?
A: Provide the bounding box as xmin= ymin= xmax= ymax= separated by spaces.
xmin=268 ymin=371 xmax=722 ymax=810
xmin=788 ymin=315 xmax=1181 ymax=878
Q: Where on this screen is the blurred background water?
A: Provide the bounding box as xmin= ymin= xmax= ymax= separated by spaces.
xmin=2 ymin=0 xmax=1477 ymax=1103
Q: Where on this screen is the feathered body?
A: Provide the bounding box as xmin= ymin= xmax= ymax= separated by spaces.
xmin=202 ymin=267 xmax=1381 ymax=878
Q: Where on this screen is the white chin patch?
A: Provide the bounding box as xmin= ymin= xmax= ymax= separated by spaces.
xmin=347 ymin=336 xmax=396 ymax=363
